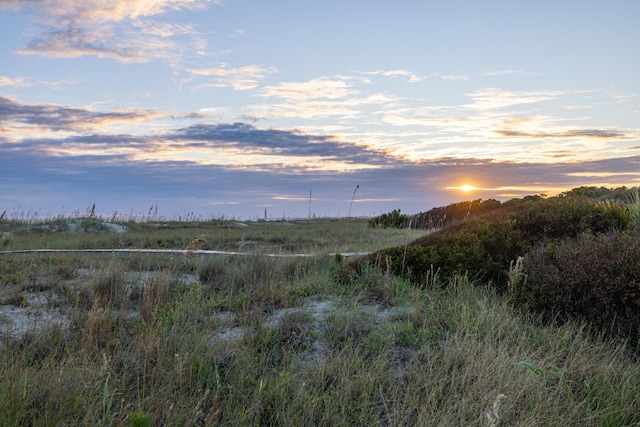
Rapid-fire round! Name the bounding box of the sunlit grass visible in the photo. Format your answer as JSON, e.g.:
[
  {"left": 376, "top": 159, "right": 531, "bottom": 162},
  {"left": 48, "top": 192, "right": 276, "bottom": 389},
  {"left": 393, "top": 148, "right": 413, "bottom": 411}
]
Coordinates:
[{"left": 0, "top": 215, "right": 426, "bottom": 255}]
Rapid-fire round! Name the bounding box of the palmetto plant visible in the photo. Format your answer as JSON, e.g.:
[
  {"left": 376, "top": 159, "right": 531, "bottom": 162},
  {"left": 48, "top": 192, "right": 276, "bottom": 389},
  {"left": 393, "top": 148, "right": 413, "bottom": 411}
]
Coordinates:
[{"left": 628, "top": 187, "right": 640, "bottom": 223}]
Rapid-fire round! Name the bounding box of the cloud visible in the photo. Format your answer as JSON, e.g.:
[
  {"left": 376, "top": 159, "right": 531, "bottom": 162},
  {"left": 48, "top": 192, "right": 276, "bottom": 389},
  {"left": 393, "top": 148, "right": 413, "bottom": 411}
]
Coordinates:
[
  {"left": 0, "top": 76, "right": 80, "bottom": 89},
  {"left": 187, "top": 64, "right": 278, "bottom": 91},
  {"left": 134, "top": 19, "right": 199, "bottom": 38},
  {"left": 480, "top": 70, "right": 542, "bottom": 77},
  {"left": 496, "top": 128, "right": 629, "bottom": 139},
  {"left": 359, "top": 69, "right": 434, "bottom": 83},
  {"left": 3, "top": 123, "right": 640, "bottom": 218},
  {"left": 360, "top": 70, "right": 473, "bottom": 82},
  {"left": 494, "top": 116, "right": 633, "bottom": 141},
  {"left": 255, "top": 77, "right": 361, "bottom": 101},
  {"left": 466, "top": 88, "right": 567, "bottom": 111},
  {"left": 0, "top": 97, "right": 398, "bottom": 171},
  {"left": 0, "top": 76, "right": 30, "bottom": 87},
  {"left": 243, "top": 94, "right": 395, "bottom": 121},
  {"left": 442, "top": 74, "right": 470, "bottom": 81},
  {"left": 2, "top": 0, "right": 218, "bottom": 63},
  {"left": 242, "top": 76, "right": 396, "bottom": 121},
  {"left": 0, "top": 96, "right": 160, "bottom": 133},
  {"left": 2, "top": 0, "right": 214, "bottom": 24},
  {"left": 169, "top": 122, "right": 395, "bottom": 166}
]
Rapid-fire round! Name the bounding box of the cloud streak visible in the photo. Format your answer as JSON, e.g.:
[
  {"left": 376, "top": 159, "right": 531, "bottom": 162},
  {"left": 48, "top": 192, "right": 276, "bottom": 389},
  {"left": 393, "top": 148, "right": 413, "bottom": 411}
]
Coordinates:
[
  {"left": 1, "top": 0, "right": 218, "bottom": 64},
  {"left": 0, "top": 96, "right": 159, "bottom": 132},
  {"left": 0, "top": 76, "right": 29, "bottom": 87},
  {"left": 169, "top": 122, "right": 394, "bottom": 166},
  {"left": 3, "top": 134, "right": 640, "bottom": 218},
  {"left": 187, "top": 64, "right": 279, "bottom": 90},
  {"left": 0, "top": 95, "right": 398, "bottom": 172}
]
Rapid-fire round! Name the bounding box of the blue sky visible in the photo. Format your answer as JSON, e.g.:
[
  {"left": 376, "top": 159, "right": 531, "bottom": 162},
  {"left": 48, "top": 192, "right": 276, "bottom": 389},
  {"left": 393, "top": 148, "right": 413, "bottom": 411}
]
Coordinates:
[{"left": 1, "top": 0, "right": 639, "bottom": 219}]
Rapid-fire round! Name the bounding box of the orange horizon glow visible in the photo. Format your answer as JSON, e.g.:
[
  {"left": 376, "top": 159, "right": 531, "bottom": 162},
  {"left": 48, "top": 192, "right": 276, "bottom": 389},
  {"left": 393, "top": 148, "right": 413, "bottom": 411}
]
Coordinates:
[{"left": 445, "top": 184, "right": 570, "bottom": 196}]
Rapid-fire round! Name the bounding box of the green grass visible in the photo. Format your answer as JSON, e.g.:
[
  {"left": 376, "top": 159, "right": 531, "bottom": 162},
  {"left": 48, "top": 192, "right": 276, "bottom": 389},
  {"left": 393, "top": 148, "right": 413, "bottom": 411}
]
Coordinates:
[
  {"left": 0, "top": 217, "right": 425, "bottom": 254},
  {"left": 1, "top": 216, "right": 640, "bottom": 425}
]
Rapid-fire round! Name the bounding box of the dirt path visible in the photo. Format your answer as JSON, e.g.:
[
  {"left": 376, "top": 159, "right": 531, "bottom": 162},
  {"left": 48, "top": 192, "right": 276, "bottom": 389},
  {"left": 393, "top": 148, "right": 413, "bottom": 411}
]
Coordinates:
[{"left": 0, "top": 248, "right": 370, "bottom": 259}]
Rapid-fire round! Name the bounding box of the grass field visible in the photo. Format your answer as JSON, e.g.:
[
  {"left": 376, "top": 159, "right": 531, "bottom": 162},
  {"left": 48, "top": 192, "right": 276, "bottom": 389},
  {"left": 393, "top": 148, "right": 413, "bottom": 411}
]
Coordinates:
[{"left": 1, "top": 216, "right": 639, "bottom": 426}]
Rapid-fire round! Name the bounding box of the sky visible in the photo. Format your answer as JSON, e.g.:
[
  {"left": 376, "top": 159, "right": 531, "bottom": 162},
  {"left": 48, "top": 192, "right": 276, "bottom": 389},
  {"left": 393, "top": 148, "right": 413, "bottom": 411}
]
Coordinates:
[{"left": 1, "top": 0, "right": 639, "bottom": 220}]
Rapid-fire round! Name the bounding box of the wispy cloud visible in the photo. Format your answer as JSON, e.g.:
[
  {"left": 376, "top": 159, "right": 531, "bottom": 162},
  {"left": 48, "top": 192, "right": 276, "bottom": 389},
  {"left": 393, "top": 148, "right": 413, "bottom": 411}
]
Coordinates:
[
  {"left": 494, "top": 115, "right": 633, "bottom": 140},
  {"left": 187, "top": 64, "right": 278, "bottom": 91},
  {"left": 0, "top": 76, "right": 29, "bottom": 87},
  {"left": 243, "top": 94, "right": 395, "bottom": 121},
  {"left": 243, "top": 76, "right": 396, "bottom": 121},
  {"left": 134, "top": 19, "right": 199, "bottom": 38},
  {"left": 359, "top": 69, "right": 431, "bottom": 83},
  {"left": 360, "top": 69, "right": 474, "bottom": 83},
  {"left": 480, "top": 69, "right": 542, "bottom": 77},
  {"left": 374, "top": 87, "right": 639, "bottom": 163},
  {"left": 495, "top": 127, "right": 629, "bottom": 139},
  {"left": 442, "top": 74, "right": 470, "bottom": 81},
  {"left": 255, "top": 77, "right": 363, "bottom": 101},
  {"left": 0, "top": 96, "right": 160, "bottom": 133},
  {"left": 1, "top": 0, "right": 219, "bottom": 64},
  {"left": 466, "top": 88, "right": 567, "bottom": 111}
]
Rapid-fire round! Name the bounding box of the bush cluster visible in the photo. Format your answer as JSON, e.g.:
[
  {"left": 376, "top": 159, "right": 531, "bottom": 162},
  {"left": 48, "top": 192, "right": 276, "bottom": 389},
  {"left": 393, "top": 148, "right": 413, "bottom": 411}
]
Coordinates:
[
  {"left": 368, "top": 209, "right": 409, "bottom": 229},
  {"left": 356, "top": 195, "right": 626, "bottom": 288},
  {"left": 509, "top": 230, "right": 640, "bottom": 343},
  {"left": 340, "top": 188, "right": 640, "bottom": 342}
]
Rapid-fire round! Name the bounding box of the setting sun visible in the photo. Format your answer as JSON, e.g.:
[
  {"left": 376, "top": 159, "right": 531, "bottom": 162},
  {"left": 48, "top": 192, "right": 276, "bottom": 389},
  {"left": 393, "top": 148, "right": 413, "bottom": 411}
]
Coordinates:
[{"left": 460, "top": 184, "right": 475, "bottom": 192}]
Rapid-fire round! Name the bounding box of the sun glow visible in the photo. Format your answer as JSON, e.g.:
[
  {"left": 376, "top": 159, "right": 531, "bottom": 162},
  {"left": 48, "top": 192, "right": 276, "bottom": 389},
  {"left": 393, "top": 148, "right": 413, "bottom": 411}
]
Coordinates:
[{"left": 459, "top": 184, "right": 476, "bottom": 192}]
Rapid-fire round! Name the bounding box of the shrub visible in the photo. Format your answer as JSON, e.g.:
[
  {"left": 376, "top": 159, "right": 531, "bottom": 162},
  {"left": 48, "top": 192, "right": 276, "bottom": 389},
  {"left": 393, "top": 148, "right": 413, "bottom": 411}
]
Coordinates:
[
  {"left": 508, "top": 230, "right": 640, "bottom": 343},
  {"left": 368, "top": 209, "right": 409, "bottom": 229},
  {"left": 408, "top": 198, "right": 501, "bottom": 230},
  {"left": 593, "top": 201, "right": 630, "bottom": 230},
  {"left": 345, "top": 194, "right": 629, "bottom": 290},
  {"left": 628, "top": 188, "right": 640, "bottom": 224}
]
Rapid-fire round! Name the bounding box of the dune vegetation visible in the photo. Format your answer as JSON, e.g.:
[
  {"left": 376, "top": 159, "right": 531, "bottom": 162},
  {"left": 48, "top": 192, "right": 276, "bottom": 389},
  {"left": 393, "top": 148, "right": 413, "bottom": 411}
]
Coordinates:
[{"left": 1, "top": 187, "right": 640, "bottom": 426}]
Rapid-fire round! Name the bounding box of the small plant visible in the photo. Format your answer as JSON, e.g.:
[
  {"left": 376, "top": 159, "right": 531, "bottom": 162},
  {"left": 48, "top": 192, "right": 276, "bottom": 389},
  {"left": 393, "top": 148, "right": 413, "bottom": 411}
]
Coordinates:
[
  {"left": 92, "top": 264, "right": 127, "bottom": 308},
  {"left": 368, "top": 209, "right": 409, "bottom": 228},
  {"left": 484, "top": 393, "right": 507, "bottom": 427},
  {"left": 334, "top": 252, "right": 343, "bottom": 265},
  {"left": 517, "top": 362, "right": 572, "bottom": 400},
  {"left": 184, "top": 233, "right": 209, "bottom": 262},
  {"left": 594, "top": 200, "right": 630, "bottom": 230},
  {"left": 131, "top": 411, "right": 153, "bottom": 427},
  {"left": 1, "top": 232, "right": 12, "bottom": 248},
  {"left": 628, "top": 187, "right": 640, "bottom": 223}
]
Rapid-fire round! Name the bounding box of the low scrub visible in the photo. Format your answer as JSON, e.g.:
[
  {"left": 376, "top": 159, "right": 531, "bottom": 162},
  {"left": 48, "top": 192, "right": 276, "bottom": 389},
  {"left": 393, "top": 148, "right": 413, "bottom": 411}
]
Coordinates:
[
  {"left": 349, "top": 195, "right": 627, "bottom": 289},
  {"left": 508, "top": 229, "right": 640, "bottom": 343}
]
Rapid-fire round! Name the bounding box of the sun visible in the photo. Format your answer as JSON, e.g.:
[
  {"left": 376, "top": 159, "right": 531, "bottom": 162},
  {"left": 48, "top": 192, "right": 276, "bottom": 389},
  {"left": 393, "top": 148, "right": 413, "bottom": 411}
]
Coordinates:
[{"left": 460, "top": 184, "right": 475, "bottom": 192}]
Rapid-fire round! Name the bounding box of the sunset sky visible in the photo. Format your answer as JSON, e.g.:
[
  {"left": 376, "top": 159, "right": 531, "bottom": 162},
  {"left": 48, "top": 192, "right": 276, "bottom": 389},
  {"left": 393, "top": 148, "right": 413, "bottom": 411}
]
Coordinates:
[{"left": 1, "top": 0, "right": 639, "bottom": 219}]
